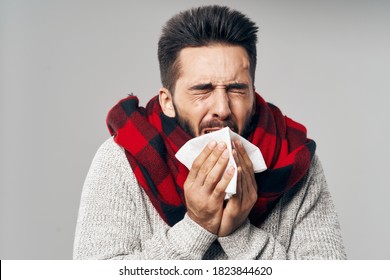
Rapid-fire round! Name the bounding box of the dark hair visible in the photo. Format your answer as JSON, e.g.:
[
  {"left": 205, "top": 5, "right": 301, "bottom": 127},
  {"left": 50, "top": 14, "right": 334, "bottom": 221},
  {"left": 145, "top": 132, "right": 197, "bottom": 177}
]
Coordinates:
[{"left": 158, "top": 5, "right": 258, "bottom": 93}]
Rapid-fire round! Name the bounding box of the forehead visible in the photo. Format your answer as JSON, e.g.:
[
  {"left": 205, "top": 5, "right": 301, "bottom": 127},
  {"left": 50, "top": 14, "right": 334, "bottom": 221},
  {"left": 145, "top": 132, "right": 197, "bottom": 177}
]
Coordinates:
[{"left": 176, "top": 45, "right": 251, "bottom": 85}]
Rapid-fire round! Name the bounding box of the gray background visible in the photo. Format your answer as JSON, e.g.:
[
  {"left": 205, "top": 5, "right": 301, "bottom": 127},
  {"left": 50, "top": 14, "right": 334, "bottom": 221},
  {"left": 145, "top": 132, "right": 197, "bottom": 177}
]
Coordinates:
[{"left": 1, "top": 0, "right": 389, "bottom": 259}]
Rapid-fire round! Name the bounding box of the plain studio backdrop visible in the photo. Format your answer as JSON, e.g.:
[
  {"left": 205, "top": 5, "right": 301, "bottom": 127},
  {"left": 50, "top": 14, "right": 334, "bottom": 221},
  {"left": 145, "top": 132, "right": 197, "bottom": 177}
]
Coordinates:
[{"left": 1, "top": 0, "right": 389, "bottom": 259}]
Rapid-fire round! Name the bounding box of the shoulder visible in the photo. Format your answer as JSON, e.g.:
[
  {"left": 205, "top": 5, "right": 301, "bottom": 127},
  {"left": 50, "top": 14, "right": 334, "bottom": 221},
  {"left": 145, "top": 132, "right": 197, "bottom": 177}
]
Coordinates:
[
  {"left": 93, "top": 137, "right": 125, "bottom": 161},
  {"left": 282, "top": 154, "right": 327, "bottom": 203},
  {"left": 278, "top": 153, "right": 337, "bottom": 226},
  {"left": 89, "top": 137, "right": 129, "bottom": 174},
  {"left": 301, "top": 154, "right": 329, "bottom": 201},
  {"left": 261, "top": 154, "right": 329, "bottom": 230},
  {"left": 83, "top": 137, "right": 139, "bottom": 196},
  {"left": 307, "top": 154, "right": 326, "bottom": 184}
]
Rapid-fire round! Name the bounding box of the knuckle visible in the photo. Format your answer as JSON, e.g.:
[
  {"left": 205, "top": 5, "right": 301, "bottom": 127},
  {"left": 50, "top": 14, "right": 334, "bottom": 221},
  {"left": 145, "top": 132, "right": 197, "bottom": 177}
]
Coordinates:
[
  {"left": 183, "top": 181, "right": 190, "bottom": 190},
  {"left": 216, "top": 157, "right": 228, "bottom": 170},
  {"left": 199, "top": 165, "right": 210, "bottom": 175},
  {"left": 191, "top": 159, "right": 202, "bottom": 170},
  {"left": 213, "top": 185, "right": 226, "bottom": 198},
  {"left": 184, "top": 181, "right": 196, "bottom": 192},
  {"left": 249, "top": 191, "right": 258, "bottom": 203},
  {"left": 246, "top": 160, "right": 253, "bottom": 169},
  {"left": 205, "top": 174, "right": 218, "bottom": 186},
  {"left": 241, "top": 164, "right": 250, "bottom": 173}
]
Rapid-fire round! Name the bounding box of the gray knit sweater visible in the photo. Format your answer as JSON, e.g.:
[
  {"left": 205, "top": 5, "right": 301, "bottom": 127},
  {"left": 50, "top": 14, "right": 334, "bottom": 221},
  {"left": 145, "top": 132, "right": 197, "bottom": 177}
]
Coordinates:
[{"left": 73, "top": 137, "right": 346, "bottom": 259}]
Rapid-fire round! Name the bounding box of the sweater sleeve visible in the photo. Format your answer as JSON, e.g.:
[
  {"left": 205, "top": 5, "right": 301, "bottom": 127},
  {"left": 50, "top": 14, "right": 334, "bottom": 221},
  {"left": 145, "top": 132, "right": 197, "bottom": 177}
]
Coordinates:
[
  {"left": 73, "top": 138, "right": 217, "bottom": 259},
  {"left": 217, "top": 156, "right": 347, "bottom": 260}
]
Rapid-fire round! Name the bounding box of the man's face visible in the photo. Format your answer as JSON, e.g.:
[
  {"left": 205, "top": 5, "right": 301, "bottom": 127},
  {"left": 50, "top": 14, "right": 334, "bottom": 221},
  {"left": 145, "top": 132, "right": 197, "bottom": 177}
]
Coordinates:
[{"left": 170, "top": 45, "right": 255, "bottom": 137}]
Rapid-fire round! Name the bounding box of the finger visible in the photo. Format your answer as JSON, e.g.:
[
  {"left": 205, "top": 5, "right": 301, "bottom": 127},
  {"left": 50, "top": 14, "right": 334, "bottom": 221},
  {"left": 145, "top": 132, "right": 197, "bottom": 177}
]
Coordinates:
[
  {"left": 232, "top": 145, "right": 252, "bottom": 195},
  {"left": 233, "top": 140, "right": 253, "bottom": 170},
  {"left": 232, "top": 141, "right": 251, "bottom": 180},
  {"left": 203, "top": 147, "right": 230, "bottom": 191},
  {"left": 235, "top": 166, "right": 243, "bottom": 201},
  {"left": 186, "top": 140, "right": 217, "bottom": 183},
  {"left": 223, "top": 169, "right": 243, "bottom": 220},
  {"left": 212, "top": 165, "right": 235, "bottom": 201},
  {"left": 234, "top": 141, "right": 257, "bottom": 193},
  {"left": 232, "top": 147, "right": 250, "bottom": 201},
  {"left": 194, "top": 141, "right": 228, "bottom": 187},
  {"left": 235, "top": 153, "right": 258, "bottom": 205},
  {"left": 232, "top": 144, "right": 241, "bottom": 166}
]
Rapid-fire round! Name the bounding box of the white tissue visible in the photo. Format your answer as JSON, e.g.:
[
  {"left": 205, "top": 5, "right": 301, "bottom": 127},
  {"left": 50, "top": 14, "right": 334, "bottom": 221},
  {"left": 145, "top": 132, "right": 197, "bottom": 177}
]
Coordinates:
[{"left": 175, "top": 127, "right": 267, "bottom": 199}]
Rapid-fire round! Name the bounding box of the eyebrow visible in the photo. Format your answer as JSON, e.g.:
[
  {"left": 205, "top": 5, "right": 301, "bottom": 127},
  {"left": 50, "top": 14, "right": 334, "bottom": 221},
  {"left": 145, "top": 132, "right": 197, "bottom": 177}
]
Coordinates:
[
  {"left": 225, "top": 83, "right": 249, "bottom": 91},
  {"left": 188, "top": 83, "right": 214, "bottom": 91},
  {"left": 188, "top": 82, "right": 249, "bottom": 91}
]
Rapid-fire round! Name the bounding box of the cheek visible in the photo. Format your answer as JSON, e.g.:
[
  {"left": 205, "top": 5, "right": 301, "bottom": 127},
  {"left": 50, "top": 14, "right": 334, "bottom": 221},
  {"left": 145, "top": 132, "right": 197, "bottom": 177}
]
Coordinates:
[
  {"left": 191, "top": 105, "right": 209, "bottom": 126},
  {"left": 183, "top": 101, "right": 205, "bottom": 118},
  {"left": 177, "top": 101, "right": 208, "bottom": 126},
  {"left": 232, "top": 99, "right": 255, "bottom": 126},
  {"left": 236, "top": 110, "right": 249, "bottom": 125}
]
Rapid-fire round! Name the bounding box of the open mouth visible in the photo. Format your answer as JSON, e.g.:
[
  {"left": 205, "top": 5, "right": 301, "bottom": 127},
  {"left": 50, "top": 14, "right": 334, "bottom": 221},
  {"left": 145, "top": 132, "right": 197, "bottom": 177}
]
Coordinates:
[
  {"left": 202, "top": 127, "right": 224, "bottom": 134},
  {"left": 200, "top": 121, "right": 238, "bottom": 135}
]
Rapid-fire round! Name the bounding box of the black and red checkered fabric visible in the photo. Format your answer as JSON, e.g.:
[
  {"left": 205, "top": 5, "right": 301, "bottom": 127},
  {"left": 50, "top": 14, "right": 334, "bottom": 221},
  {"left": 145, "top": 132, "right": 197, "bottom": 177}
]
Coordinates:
[{"left": 106, "top": 93, "right": 316, "bottom": 227}]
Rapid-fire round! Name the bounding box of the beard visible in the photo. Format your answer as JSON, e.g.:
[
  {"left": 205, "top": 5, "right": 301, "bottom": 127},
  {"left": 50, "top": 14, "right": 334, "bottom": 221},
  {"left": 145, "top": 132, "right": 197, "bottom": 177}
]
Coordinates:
[
  {"left": 172, "top": 101, "right": 255, "bottom": 138},
  {"left": 174, "top": 111, "right": 197, "bottom": 138}
]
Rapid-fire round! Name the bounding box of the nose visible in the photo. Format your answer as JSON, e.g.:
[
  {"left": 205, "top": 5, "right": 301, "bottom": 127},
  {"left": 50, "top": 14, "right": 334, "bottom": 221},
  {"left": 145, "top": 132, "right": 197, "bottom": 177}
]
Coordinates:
[{"left": 210, "top": 88, "right": 232, "bottom": 120}]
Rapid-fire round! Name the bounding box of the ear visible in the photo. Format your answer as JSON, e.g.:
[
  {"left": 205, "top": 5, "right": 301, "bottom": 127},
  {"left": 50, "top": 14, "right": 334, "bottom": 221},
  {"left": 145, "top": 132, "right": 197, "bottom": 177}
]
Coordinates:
[{"left": 159, "top": 88, "right": 176, "bottom": 117}]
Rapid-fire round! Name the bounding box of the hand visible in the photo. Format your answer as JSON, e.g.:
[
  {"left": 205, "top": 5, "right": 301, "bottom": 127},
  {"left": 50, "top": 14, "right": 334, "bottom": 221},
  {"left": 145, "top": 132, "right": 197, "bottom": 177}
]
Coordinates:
[
  {"left": 218, "top": 140, "right": 258, "bottom": 237},
  {"left": 184, "top": 141, "right": 235, "bottom": 235}
]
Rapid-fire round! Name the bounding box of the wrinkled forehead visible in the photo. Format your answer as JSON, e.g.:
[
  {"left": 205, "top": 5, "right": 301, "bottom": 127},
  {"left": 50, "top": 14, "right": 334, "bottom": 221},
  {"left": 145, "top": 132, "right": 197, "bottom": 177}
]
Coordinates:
[{"left": 176, "top": 45, "right": 252, "bottom": 87}]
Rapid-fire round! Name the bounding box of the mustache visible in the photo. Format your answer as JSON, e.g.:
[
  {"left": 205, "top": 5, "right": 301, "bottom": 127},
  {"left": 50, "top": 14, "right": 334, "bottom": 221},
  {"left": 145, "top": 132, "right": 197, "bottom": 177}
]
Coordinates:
[{"left": 199, "top": 119, "right": 238, "bottom": 133}]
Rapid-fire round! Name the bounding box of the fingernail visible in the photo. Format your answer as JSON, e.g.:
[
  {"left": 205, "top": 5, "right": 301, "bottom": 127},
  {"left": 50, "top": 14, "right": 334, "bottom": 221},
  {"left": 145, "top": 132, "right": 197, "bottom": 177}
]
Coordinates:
[
  {"left": 222, "top": 149, "right": 229, "bottom": 158},
  {"left": 217, "top": 141, "right": 226, "bottom": 151},
  {"left": 227, "top": 166, "right": 235, "bottom": 175},
  {"left": 208, "top": 141, "right": 217, "bottom": 149}
]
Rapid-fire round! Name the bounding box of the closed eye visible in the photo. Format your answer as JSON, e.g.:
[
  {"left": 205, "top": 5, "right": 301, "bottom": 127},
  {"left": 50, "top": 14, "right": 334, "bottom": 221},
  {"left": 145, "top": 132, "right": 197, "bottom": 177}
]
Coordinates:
[
  {"left": 188, "top": 82, "right": 249, "bottom": 95},
  {"left": 189, "top": 83, "right": 213, "bottom": 91},
  {"left": 226, "top": 83, "right": 249, "bottom": 94},
  {"left": 188, "top": 83, "right": 214, "bottom": 95}
]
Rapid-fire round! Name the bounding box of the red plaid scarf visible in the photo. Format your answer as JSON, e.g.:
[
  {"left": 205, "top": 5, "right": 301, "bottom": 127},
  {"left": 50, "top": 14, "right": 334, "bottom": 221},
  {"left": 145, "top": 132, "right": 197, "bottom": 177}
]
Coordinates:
[{"left": 107, "top": 93, "right": 316, "bottom": 227}]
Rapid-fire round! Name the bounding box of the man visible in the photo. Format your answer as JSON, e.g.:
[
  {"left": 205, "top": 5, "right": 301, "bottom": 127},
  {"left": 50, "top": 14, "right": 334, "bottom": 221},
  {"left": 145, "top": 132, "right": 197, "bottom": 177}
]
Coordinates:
[{"left": 73, "top": 5, "right": 346, "bottom": 259}]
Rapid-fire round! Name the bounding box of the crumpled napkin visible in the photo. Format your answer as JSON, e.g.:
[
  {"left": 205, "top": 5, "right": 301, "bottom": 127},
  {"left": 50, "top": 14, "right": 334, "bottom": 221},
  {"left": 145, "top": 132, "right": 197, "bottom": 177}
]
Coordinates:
[{"left": 175, "top": 127, "right": 267, "bottom": 199}]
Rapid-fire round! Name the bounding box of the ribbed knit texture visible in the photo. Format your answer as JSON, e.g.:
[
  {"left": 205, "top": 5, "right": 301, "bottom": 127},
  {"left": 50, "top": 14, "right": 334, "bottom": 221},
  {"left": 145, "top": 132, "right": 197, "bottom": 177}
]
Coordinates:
[{"left": 73, "top": 138, "right": 346, "bottom": 260}]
